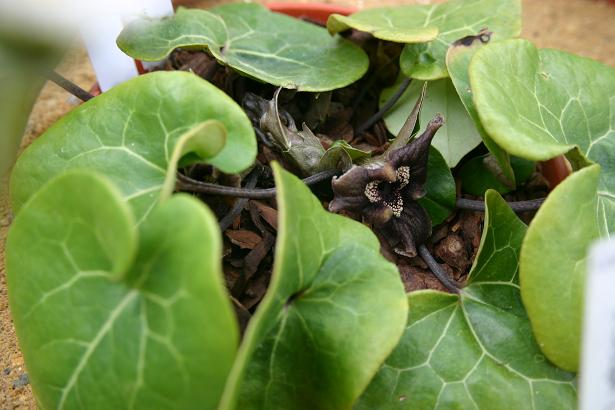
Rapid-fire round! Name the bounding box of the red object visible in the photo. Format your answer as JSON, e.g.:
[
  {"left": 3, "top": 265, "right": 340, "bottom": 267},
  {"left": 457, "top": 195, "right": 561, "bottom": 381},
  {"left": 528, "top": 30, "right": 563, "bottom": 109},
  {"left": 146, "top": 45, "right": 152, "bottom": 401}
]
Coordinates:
[
  {"left": 134, "top": 60, "right": 148, "bottom": 75},
  {"left": 539, "top": 156, "right": 572, "bottom": 189},
  {"left": 89, "top": 83, "right": 102, "bottom": 97},
  {"left": 266, "top": 3, "right": 356, "bottom": 23}
]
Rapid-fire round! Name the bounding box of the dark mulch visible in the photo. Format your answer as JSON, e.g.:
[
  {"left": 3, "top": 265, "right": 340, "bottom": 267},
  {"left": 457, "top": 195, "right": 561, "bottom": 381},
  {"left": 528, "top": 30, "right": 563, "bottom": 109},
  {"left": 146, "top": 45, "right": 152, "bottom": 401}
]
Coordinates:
[{"left": 162, "top": 31, "right": 549, "bottom": 327}]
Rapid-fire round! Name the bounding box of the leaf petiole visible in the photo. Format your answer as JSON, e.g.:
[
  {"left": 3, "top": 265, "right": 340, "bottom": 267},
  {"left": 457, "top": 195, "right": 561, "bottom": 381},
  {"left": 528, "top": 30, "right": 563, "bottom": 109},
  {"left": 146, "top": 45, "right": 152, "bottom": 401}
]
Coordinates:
[
  {"left": 47, "top": 70, "right": 94, "bottom": 102},
  {"left": 418, "top": 244, "right": 460, "bottom": 293},
  {"left": 176, "top": 169, "right": 339, "bottom": 198}
]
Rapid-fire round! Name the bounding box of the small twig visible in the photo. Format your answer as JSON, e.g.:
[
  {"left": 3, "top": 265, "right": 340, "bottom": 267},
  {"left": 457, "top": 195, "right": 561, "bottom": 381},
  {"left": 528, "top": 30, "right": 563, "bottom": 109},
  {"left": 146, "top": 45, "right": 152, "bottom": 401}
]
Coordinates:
[
  {"left": 356, "top": 77, "right": 411, "bottom": 135},
  {"left": 418, "top": 244, "right": 460, "bottom": 294},
  {"left": 456, "top": 198, "right": 545, "bottom": 213},
  {"left": 47, "top": 71, "right": 94, "bottom": 102},
  {"left": 177, "top": 169, "right": 339, "bottom": 198},
  {"left": 218, "top": 168, "right": 262, "bottom": 230}
]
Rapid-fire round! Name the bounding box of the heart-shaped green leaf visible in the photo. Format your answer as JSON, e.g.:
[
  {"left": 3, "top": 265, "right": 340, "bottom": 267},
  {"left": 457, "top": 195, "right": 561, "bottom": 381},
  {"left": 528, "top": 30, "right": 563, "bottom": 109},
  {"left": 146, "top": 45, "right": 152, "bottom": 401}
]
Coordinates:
[
  {"left": 6, "top": 171, "right": 239, "bottom": 409},
  {"left": 327, "top": 9, "right": 438, "bottom": 43},
  {"left": 356, "top": 190, "right": 576, "bottom": 409},
  {"left": 329, "top": 0, "right": 520, "bottom": 80},
  {"left": 419, "top": 147, "right": 456, "bottom": 225},
  {"left": 400, "top": 0, "right": 521, "bottom": 80},
  {"left": 118, "top": 4, "right": 368, "bottom": 92},
  {"left": 9, "top": 71, "right": 255, "bottom": 223},
  {"left": 520, "top": 165, "right": 601, "bottom": 372},
  {"left": 219, "top": 163, "right": 408, "bottom": 409},
  {"left": 470, "top": 39, "right": 615, "bottom": 234},
  {"left": 382, "top": 78, "right": 482, "bottom": 167},
  {"left": 446, "top": 33, "right": 515, "bottom": 186}
]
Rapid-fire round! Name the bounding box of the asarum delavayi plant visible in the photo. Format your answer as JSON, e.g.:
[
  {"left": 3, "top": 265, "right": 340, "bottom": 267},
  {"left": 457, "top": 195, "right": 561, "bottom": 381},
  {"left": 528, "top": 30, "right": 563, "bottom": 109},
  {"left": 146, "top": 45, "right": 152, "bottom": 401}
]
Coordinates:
[{"left": 4, "top": 0, "right": 615, "bottom": 408}]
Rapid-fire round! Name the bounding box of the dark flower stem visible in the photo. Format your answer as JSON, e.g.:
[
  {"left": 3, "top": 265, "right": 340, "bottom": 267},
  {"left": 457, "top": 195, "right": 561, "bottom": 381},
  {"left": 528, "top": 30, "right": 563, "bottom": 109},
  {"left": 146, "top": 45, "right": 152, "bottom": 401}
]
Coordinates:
[
  {"left": 418, "top": 244, "right": 460, "bottom": 294},
  {"left": 47, "top": 71, "right": 95, "bottom": 102},
  {"left": 456, "top": 198, "right": 544, "bottom": 213},
  {"left": 356, "top": 77, "right": 411, "bottom": 134},
  {"left": 176, "top": 169, "right": 339, "bottom": 198}
]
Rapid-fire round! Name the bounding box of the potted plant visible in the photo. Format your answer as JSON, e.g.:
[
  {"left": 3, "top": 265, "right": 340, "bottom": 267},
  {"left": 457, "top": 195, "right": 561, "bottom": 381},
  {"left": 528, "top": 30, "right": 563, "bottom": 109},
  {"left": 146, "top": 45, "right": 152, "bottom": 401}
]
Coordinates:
[{"left": 4, "top": 0, "right": 614, "bottom": 408}]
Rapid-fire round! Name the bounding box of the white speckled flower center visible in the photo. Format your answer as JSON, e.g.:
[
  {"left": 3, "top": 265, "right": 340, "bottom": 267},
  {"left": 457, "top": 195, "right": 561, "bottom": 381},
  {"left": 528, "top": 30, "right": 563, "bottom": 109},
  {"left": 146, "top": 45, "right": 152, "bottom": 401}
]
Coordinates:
[{"left": 364, "top": 166, "right": 410, "bottom": 217}]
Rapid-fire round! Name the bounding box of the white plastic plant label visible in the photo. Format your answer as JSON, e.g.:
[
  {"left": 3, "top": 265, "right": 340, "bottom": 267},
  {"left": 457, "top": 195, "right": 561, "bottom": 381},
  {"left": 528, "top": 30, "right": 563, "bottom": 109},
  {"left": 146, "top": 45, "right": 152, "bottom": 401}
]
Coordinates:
[
  {"left": 81, "top": 16, "right": 139, "bottom": 92},
  {"left": 579, "top": 238, "right": 615, "bottom": 410},
  {"left": 126, "top": 0, "right": 174, "bottom": 20},
  {"left": 81, "top": 0, "right": 174, "bottom": 92}
]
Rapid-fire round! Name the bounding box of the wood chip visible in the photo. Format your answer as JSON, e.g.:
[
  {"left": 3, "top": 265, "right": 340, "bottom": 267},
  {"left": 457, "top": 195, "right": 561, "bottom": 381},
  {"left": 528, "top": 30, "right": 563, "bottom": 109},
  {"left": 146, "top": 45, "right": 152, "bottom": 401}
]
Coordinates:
[
  {"left": 434, "top": 234, "right": 470, "bottom": 272},
  {"left": 242, "top": 275, "right": 269, "bottom": 310},
  {"left": 460, "top": 210, "right": 484, "bottom": 253},
  {"left": 225, "top": 230, "right": 262, "bottom": 249},
  {"left": 399, "top": 265, "right": 447, "bottom": 293},
  {"left": 251, "top": 201, "right": 278, "bottom": 230}
]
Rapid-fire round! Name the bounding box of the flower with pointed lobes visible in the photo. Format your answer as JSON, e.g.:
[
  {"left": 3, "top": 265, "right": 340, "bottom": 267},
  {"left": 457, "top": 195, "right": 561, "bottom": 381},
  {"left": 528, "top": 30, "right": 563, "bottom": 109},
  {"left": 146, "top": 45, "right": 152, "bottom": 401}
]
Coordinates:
[{"left": 329, "top": 114, "right": 444, "bottom": 257}]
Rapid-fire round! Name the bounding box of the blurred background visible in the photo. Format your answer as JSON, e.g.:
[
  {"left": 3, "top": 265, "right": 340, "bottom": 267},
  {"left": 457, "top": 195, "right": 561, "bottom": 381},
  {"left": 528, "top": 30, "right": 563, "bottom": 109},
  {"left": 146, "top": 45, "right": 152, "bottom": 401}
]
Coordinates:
[{"left": 1, "top": 0, "right": 614, "bottom": 407}]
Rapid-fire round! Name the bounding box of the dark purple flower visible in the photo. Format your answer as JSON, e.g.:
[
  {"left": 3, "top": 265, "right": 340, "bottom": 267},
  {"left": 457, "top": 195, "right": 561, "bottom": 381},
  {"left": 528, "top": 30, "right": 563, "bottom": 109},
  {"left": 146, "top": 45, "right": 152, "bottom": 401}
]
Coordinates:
[{"left": 329, "top": 114, "right": 444, "bottom": 257}]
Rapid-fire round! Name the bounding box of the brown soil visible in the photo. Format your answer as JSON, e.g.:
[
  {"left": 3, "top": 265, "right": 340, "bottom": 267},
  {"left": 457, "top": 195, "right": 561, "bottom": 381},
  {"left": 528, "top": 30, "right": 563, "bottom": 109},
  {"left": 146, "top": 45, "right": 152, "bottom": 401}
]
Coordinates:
[{"left": 1, "top": 0, "right": 614, "bottom": 407}]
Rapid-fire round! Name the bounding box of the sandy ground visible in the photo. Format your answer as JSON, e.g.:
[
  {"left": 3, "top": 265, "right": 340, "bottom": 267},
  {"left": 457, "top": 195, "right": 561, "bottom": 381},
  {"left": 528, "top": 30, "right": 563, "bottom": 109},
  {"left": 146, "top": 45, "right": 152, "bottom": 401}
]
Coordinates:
[{"left": 1, "top": 0, "right": 614, "bottom": 407}]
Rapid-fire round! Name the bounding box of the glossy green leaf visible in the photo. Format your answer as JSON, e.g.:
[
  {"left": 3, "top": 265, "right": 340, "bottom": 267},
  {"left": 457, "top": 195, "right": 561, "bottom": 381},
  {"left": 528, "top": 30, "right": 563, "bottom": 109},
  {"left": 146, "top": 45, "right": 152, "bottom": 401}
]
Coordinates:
[
  {"left": 520, "top": 165, "right": 601, "bottom": 372},
  {"left": 327, "top": 0, "right": 519, "bottom": 80},
  {"left": 419, "top": 147, "right": 456, "bottom": 225},
  {"left": 220, "top": 163, "right": 408, "bottom": 409},
  {"left": 357, "top": 190, "right": 576, "bottom": 409},
  {"left": 118, "top": 4, "right": 368, "bottom": 92},
  {"left": 382, "top": 77, "right": 481, "bottom": 167},
  {"left": 460, "top": 155, "right": 535, "bottom": 196},
  {"left": 446, "top": 33, "right": 515, "bottom": 186},
  {"left": 399, "top": 0, "right": 521, "bottom": 80},
  {"left": 9, "top": 71, "right": 255, "bottom": 223},
  {"left": 470, "top": 39, "right": 615, "bottom": 234},
  {"left": 6, "top": 171, "right": 238, "bottom": 409},
  {"left": 327, "top": 10, "right": 438, "bottom": 43}
]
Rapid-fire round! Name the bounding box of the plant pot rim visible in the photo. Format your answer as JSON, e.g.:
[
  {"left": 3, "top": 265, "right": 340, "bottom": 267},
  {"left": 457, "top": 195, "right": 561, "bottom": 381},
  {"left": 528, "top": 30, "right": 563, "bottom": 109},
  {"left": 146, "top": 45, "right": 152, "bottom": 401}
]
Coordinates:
[{"left": 266, "top": 2, "right": 357, "bottom": 22}]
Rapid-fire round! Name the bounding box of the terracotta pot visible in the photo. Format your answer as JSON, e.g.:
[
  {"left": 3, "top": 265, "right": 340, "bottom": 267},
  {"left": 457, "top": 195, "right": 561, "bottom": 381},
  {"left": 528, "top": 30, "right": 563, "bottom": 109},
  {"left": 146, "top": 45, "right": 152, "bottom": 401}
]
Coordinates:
[
  {"left": 538, "top": 155, "right": 571, "bottom": 189},
  {"left": 92, "top": 2, "right": 570, "bottom": 187},
  {"left": 266, "top": 2, "right": 356, "bottom": 23}
]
